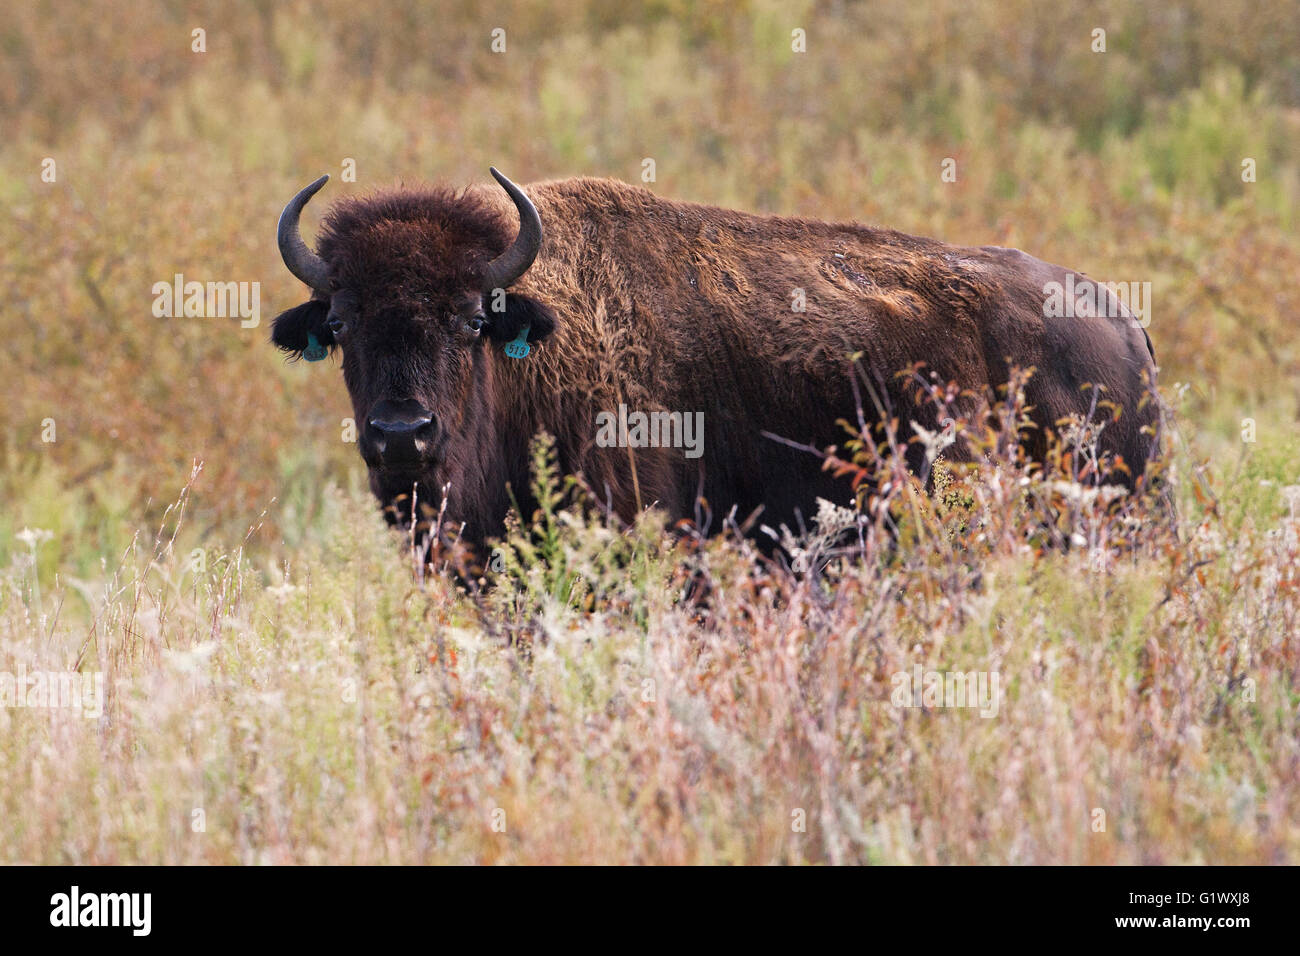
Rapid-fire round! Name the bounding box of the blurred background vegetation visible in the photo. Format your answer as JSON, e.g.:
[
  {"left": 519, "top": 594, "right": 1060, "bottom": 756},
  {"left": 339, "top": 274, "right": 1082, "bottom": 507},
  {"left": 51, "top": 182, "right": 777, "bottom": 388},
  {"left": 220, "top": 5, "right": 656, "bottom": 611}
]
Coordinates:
[
  {"left": 3, "top": 0, "right": 1300, "bottom": 867},
  {"left": 2, "top": 0, "right": 1298, "bottom": 575}
]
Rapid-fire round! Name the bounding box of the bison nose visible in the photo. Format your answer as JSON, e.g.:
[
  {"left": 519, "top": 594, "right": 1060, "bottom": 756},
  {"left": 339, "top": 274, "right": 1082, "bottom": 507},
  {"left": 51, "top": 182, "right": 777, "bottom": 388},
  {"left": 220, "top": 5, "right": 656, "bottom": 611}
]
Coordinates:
[{"left": 366, "top": 400, "right": 437, "bottom": 466}]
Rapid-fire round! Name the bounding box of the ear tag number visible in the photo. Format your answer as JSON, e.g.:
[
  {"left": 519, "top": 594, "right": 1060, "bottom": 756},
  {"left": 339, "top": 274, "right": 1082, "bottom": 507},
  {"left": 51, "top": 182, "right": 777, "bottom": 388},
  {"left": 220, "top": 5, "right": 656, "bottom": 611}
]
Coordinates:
[
  {"left": 504, "top": 324, "right": 531, "bottom": 359},
  {"left": 303, "top": 332, "right": 328, "bottom": 362}
]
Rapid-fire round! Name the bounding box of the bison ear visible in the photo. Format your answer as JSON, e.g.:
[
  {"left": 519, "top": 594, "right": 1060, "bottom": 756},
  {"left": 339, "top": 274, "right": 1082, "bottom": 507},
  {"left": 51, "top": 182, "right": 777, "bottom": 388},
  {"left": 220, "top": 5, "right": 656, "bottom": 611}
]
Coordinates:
[
  {"left": 486, "top": 293, "right": 557, "bottom": 347},
  {"left": 271, "top": 300, "right": 333, "bottom": 357}
]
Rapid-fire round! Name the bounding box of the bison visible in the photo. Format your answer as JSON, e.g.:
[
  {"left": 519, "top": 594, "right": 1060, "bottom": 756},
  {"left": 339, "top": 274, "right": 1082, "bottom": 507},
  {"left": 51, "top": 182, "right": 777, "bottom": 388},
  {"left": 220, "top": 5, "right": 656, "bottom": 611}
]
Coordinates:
[{"left": 271, "top": 168, "right": 1158, "bottom": 556}]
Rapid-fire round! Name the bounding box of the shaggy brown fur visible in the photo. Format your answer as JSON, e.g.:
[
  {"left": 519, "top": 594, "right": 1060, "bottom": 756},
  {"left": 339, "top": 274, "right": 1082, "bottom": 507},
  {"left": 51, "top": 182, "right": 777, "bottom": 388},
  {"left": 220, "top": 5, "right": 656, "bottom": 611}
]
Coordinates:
[{"left": 272, "top": 175, "right": 1159, "bottom": 552}]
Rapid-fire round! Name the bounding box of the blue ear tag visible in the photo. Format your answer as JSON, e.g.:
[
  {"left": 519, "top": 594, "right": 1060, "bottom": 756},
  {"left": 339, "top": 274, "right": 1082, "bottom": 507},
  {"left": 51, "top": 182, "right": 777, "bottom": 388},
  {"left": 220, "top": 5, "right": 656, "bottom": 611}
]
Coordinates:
[
  {"left": 503, "top": 324, "right": 531, "bottom": 359},
  {"left": 302, "top": 332, "right": 328, "bottom": 362}
]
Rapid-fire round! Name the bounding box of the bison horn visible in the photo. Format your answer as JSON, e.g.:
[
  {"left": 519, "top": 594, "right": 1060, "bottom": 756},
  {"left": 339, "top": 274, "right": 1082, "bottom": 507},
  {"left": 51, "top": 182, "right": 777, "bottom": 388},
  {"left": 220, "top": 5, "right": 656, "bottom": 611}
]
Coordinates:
[
  {"left": 482, "top": 167, "right": 543, "bottom": 293},
  {"left": 277, "top": 175, "right": 332, "bottom": 293}
]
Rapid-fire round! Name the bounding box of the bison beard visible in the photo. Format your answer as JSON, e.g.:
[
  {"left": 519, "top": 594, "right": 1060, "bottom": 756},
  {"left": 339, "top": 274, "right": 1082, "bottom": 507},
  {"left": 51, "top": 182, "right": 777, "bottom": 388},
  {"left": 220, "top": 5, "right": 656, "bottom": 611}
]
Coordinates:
[{"left": 271, "top": 170, "right": 1159, "bottom": 561}]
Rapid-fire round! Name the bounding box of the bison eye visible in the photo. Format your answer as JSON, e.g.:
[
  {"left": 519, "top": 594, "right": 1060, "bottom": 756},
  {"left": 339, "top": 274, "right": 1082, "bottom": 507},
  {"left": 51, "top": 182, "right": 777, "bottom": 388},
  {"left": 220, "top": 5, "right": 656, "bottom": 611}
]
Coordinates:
[
  {"left": 327, "top": 315, "right": 348, "bottom": 337},
  {"left": 465, "top": 313, "right": 486, "bottom": 334}
]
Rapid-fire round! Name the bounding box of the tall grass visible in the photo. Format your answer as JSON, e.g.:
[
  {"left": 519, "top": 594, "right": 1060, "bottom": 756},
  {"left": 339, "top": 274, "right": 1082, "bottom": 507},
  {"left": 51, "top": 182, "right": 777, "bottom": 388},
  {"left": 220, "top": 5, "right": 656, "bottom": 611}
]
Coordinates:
[
  {"left": 1, "top": 0, "right": 1297, "bottom": 863},
  {"left": 2, "top": 386, "right": 1297, "bottom": 863}
]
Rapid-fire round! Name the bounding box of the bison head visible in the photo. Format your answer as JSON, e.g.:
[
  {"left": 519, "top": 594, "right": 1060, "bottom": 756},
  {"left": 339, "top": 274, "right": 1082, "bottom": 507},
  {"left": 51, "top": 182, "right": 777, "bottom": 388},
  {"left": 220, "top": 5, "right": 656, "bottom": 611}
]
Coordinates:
[{"left": 271, "top": 168, "right": 557, "bottom": 529}]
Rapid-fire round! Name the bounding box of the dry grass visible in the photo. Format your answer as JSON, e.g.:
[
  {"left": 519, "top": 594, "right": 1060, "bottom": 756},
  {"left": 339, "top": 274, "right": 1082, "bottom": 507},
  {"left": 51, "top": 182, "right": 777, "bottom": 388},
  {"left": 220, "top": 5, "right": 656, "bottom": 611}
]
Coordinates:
[{"left": 1, "top": 0, "right": 1298, "bottom": 863}]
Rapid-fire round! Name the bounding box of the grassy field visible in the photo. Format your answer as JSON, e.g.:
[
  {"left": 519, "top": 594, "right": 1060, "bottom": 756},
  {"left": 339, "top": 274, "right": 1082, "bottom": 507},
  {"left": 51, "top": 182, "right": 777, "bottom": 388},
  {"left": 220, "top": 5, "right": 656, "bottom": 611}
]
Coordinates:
[{"left": 1, "top": 0, "right": 1298, "bottom": 863}]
